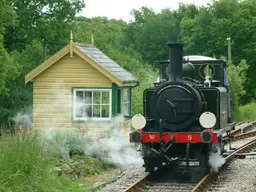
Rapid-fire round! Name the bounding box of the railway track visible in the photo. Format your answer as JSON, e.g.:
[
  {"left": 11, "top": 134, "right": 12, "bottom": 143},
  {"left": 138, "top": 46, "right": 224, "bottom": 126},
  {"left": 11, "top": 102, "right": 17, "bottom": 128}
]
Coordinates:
[
  {"left": 122, "top": 123, "right": 256, "bottom": 192},
  {"left": 192, "top": 137, "right": 256, "bottom": 192},
  {"left": 223, "top": 121, "right": 256, "bottom": 142}
]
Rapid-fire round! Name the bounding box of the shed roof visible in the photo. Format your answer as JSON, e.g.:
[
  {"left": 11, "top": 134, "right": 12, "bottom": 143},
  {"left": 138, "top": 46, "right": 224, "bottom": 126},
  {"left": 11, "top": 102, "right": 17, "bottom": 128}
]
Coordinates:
[
  {"left": 25, "top": 42, "right": 139, "bottom": 87},
  {"left": 75, "top": 43, "right": 138, "bottom": 84}
]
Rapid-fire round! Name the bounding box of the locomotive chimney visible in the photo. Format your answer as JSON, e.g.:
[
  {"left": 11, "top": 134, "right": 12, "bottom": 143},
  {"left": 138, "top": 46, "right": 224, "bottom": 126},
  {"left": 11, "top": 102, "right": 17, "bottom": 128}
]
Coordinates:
[{"left": 167, "top": 42, "right": 184, "bottom": 82}]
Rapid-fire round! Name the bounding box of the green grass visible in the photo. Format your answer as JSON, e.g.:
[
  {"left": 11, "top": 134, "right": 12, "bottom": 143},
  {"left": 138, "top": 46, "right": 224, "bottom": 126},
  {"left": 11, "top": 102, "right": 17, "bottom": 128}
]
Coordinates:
[
  {"left": 0, "top": 131, "right": 116, "bottom": 192},
  {"left": 0, "top": 133, "right": 87, "bottom": 192},
  {"left": 232, "top": 102, "right": 256, "bottom": 122}
]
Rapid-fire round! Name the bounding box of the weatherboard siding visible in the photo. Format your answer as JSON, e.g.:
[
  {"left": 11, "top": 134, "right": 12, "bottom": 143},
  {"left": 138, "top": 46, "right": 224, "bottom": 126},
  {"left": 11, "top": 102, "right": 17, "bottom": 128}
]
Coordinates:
[{"left": 32, "top": 53, "right": 112, "bottom": 136}]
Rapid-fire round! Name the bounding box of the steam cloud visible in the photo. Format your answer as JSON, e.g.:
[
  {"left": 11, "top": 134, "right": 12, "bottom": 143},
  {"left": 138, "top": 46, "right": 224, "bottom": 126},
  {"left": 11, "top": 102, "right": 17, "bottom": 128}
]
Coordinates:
[
  {"left": 208, "top": 144, "right": 225, "bottom": 172},
  {"left": 84, "top": 115, "right": 143, "bottom": 168},
  {"left": 12, "top": 112, "right": 32, "bottom": 130}
]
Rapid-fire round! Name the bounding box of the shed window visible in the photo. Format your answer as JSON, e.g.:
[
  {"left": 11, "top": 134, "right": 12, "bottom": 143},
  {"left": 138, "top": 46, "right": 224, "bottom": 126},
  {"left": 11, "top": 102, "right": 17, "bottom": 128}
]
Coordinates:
[
  {"left": 121, "top": 89, "right": 130, "bottom": 116},
  {"left": 73, "top": 89, "right": 111, "bottom": 121}
]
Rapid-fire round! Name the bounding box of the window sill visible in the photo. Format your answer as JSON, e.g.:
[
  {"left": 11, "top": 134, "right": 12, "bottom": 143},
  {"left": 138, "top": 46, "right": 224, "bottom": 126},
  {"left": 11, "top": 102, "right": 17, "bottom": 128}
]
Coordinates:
[{"left": 72, "top": 118, "right": 112, "bottom": 122}]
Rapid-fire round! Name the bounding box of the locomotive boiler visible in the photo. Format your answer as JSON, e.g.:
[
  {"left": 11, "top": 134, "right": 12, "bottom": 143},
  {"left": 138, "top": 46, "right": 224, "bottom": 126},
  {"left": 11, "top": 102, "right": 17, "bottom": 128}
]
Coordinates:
[{"left": 129, "top": 42, "right": 234, "bottom": 179}]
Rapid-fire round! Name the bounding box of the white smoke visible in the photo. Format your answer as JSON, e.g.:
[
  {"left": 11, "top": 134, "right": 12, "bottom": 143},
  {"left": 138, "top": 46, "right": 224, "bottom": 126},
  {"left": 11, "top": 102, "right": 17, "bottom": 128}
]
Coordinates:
[
  {"left": 74, "top": 91, "right": 91, "bottom": 119},
  {"left": 36, "top": 115, "right": 143, "bottom": 168},
  {"left": 208, "top": 144, "right": 225, "bottom": 172},
  {"left": 84, "top": 115, "right": 143, "bottom": 168}
]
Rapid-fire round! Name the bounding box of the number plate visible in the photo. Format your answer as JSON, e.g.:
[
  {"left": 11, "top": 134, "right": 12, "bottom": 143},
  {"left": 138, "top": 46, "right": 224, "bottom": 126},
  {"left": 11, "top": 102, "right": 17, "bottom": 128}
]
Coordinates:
[{"left": 179, "top": 161, "right": 200, "bottom": 166}]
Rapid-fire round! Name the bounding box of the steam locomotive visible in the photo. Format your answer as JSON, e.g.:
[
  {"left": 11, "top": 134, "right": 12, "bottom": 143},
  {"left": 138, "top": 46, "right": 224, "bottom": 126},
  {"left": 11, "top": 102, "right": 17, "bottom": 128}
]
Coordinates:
[{"left": 129, "top": 42, "right": 235, "bottom": 179}]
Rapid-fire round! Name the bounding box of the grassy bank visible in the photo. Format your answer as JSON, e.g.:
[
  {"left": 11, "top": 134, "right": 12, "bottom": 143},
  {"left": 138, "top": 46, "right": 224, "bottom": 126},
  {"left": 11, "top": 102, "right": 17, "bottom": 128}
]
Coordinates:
[
  {"left": 232, "top": 102, "right": 256, "bottom": 122},
  {"left": 0, "top": 132, "right": 113, "bottom": 192}
]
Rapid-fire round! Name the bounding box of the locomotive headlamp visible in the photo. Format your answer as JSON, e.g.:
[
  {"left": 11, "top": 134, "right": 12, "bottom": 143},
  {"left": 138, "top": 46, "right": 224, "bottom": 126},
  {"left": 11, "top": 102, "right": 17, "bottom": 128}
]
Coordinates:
[
  {"left": 199, "top": 112, "right": 216, "bottom": 129},
  {"left": 131, "top": 114, "right": 146, "bottom": 130}
]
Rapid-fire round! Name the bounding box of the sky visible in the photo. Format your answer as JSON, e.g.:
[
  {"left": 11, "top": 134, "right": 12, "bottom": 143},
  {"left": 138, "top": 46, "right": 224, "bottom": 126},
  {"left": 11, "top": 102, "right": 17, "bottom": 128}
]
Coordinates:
[{"left": 81, "top": 0, "right": 213, "bottom": 22}]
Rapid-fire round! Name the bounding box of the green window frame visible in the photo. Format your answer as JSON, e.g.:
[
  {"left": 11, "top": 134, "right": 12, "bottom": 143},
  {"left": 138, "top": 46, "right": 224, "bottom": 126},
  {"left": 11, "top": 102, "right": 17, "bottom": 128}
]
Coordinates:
[{"left": 72, "top": 88, "right": 112, "bottom": 121}]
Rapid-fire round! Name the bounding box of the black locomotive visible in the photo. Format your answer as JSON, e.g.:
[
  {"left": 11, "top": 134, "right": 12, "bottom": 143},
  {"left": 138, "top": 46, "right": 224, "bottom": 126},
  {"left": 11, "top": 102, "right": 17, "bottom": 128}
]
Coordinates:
[{"left": 129, "top": 42, "right": 234, "bottom": 179}]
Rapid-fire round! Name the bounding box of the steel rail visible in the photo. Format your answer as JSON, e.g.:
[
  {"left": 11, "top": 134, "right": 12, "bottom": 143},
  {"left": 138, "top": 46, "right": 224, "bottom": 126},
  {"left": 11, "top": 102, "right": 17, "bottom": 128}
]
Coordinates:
[
  {"left": 223, "top": 121, "right": 256, "bottom": 140},
  {"left": 223, "top": 129, "right": 256, "bottom": 143}
]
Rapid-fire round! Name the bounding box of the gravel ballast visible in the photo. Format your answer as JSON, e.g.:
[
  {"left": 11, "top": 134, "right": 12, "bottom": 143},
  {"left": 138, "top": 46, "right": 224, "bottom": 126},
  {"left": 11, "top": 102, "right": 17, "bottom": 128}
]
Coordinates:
[
  {"left": 97, "top": 165, "right": 146, "bottom": 192},
  {"left": 206, "top": 156, "right": 256, "bottom": 192}
]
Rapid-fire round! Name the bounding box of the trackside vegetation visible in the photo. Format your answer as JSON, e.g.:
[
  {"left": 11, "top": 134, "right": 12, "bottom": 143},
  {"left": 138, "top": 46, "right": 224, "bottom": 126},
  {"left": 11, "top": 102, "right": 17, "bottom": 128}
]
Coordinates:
[
  {"left": 0, "top": 132, "right": 114, "bottom": 192},
  {"left": 232, "top": 102, "right": 256, "bottom": 122}
]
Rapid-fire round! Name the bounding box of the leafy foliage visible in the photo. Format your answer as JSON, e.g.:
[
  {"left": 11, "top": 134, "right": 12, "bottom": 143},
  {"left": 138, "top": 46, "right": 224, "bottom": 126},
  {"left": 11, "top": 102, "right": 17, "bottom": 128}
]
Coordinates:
[
  {"left": 0, "top": 0, "right": 85, "bottom": 130},
  {"left": 226, "top": 60, "right": 248, "bottom": 111},
  {"left": 5, "top": 0, "right": 85, "bottom": 53},
  {"left": 232, "top": 102, "right": 256, "bottom": 121}
]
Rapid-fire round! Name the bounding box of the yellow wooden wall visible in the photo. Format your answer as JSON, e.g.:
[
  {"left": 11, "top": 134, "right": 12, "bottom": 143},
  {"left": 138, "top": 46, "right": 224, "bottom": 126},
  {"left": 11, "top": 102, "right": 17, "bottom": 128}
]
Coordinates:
[{"left": 32, "top": 53, "right": 112, "bottom": 136}]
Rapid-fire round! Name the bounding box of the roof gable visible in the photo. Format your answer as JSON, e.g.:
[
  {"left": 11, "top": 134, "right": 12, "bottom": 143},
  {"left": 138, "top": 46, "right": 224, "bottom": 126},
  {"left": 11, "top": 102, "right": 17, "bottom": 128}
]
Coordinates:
[{"left": 25, "top": 42, "right": 139, "bottom": 87}]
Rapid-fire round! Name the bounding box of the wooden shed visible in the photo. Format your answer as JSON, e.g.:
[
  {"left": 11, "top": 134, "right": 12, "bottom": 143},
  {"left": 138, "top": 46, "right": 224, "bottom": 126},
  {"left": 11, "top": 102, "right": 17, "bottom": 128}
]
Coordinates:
[{"left": 25, "top": 38, "right": 139, "bottom": 137}]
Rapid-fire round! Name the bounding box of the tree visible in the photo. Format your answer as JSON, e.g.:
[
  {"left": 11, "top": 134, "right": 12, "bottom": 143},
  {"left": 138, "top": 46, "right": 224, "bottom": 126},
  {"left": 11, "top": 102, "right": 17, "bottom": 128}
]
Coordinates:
[
  {"left": 226, "top": 60, "right": 248, "bottom": 111},
  {"left": 125, "top": 7, "right": 180, "bottom": 62},
  {"left": 0, "top": 0, "right": 85, "bottom": 130},
  {"left": 0, "top": 0, "right": 19, "bottom": 95},
  {"left": 4, "top": 0, "right": 85, "bottom": 54},
  {"left": 180, "top": 0, "right": 256, "bottom": 103},
  {"left": 73, "top": 16, "right": 127, "bottom": 52}
]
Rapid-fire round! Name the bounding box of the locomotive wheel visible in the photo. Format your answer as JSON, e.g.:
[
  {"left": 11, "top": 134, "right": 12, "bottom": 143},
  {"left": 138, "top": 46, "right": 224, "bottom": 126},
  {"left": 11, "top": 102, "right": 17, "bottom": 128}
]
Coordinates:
[
  {"left": 143, "top": 158, "right": 155, "bottom": 173},
  {"left": 151, "top": 81, "right": 203, "bottom": 131}
]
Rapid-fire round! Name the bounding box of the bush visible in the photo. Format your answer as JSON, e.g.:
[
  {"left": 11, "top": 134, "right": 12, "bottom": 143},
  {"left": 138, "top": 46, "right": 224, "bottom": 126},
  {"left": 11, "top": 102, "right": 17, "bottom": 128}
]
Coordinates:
[
  {"left": 41, "top": 132, "right": 114, "bottom": 178},
  {"left": 42, "top": 132, "right": 86, "bottom": 160},
  {"left": 226, "top": 59, "right": 248, "bottom": 111}
]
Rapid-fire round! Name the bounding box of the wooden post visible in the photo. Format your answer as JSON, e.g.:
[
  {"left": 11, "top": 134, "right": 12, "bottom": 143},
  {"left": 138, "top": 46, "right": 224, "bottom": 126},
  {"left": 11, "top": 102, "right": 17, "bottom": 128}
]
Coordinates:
[
  {"left": 91, "top": 34, "right": 94, "bottom": 46},
  {"left": 227, "top": 37, "right": 231, "bottom": 64}
]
